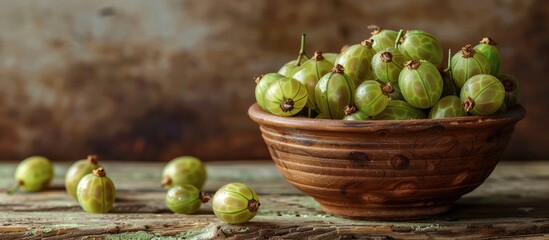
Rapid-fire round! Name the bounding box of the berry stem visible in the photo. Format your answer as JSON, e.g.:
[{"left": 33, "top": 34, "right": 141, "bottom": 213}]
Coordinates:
[
  {"left": 248, "top": 199, "right": 261, "bottom": 212},
  {"left": 295, "top": 34, "right": 309, "bottom": 67},
  {"left": 463, "top": 97, "right": 475, "bottom": 112},
  {"left": 199, "top": 192, "right": 211, "bottom": 203},
  {"left": 6, "top": 181, "right": 22, "bottom": 195},
  {"left": 395, "top": 29, "right": 404, "bottom": 49},
  {"left": 87, "top": 155, "right": 99, "bottom": 164},
  {"left": 93, "top": 167, "right": 106, "bottom": 177},
  {"left": 161, "top": 176, "right": 172, "bottom": 187}
]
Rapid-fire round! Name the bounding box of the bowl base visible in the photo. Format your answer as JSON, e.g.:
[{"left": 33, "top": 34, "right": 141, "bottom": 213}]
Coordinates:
[{"left": 319, "top": 202, "right": 453, "bottom": 220}]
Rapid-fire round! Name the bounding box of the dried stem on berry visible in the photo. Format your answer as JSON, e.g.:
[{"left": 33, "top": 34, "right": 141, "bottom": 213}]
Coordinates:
[
  {"left": 332, "top": 64, "right": 345, "bottom": 74},
  {"left": 461, "top": 44, "right": 476, "bottom": 58},
  {"left": 248, "top": 199, "right": 261, "bottom": 212},
  {"left": 382, "top": 82, "right": 395, "bottom": 96},
  {"left": 93, "top": 167, "right": 106, "bottom": 177},
  {"left": 463, "top": 97, "right": 475, "bottom": 112},
  {"left": 480, "top": 37, "right": 497, "bottom": 45},
  {"left": 368, "top": 25, "right": 381, "bottom": 35},
  {"left": 254, "top": 75, "right": 264, "bottom": 84},
  {"left": 343, "top": 105, "right": 357, "bottom": 116},
  {"left": 280, "top": 99, "right": 295, "bottom": 112},
  {"left": 380, "top": 51, "right": 393, "bottom": 63},
  {"left": 312, "top": 50, "right": 324, "bottom": 61},
  {"left": 404, "top": 60, "right": 420, "bottom": 70},
  {"left": 87, "top": 155, "right": 99, "bottom": 164},
  {"left": 199, "top": 192, "right": 211, "bottom": 203}
]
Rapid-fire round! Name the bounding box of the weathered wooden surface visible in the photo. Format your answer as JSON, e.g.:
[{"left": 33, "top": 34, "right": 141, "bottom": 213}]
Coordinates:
[{"left": 0, "top": 161, "right": 548, "bottom": 239}]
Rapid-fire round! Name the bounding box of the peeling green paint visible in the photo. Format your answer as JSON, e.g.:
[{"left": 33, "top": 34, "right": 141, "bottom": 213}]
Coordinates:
[
  {"left": 105, "top": 231, "right": 165, "bottom": 240},
  {"left": 42, "top": 227, "right": 53, "bottom": 233}
]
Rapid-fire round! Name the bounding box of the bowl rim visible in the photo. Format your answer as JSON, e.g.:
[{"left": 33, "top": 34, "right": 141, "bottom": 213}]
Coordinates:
[{"left": 248, "top": 103, "right": 526, "bottom": 132}]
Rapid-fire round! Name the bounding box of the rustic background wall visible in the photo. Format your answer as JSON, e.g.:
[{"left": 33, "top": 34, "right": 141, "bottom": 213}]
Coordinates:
[{"left": 0, "top": 0, "right": 546, "bottom": 161}]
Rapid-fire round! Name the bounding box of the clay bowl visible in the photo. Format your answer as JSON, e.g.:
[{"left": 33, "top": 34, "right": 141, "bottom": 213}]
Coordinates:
[{"left": 248, "top": 103, "right": 526, "bottom": 220}]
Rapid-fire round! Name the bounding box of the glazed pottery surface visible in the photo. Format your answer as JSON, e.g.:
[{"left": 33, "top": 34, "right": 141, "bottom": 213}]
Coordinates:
[{"left": 248, "top": 103, "right": 526, "bottom": 219}]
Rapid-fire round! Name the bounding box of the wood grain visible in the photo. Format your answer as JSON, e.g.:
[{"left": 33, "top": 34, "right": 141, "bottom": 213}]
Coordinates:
[{"left": 0, "top": 161, "right": 548, "bottom": 239}]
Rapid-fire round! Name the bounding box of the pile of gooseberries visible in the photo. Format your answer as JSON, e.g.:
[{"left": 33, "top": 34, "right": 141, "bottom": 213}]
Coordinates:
[
  {"left": 255, "top": 26, "right": 520, "bottom": 120},
  {"left": 161, "top": 156, "right": 261, "bottom": 224}
]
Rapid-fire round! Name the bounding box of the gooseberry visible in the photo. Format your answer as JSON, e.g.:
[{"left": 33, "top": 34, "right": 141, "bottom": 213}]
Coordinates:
[
  {"left": 450, "top": 44, "right": 491, "bottom": 89},
  {"left": 254, "top": 73, "right": 285, "bottom": 112},
  {"left": 212, "top": 182, "right": 260, "bottom": 224},
  {"left": 292, "top": 50, "right": 333, "bottom": 110},
  {"left": 461, "top": 74, "right": 505, "bottom": 116},
  {"left": 372, "top": 100, "right": 426, "bottom": 120},
  {"left": 497, "top": 73, "right": 521, "bottom": 107},
  {"left": 161, "top": 156, "right": 207, "bottom": 190},
  {"left": 315, "top": 64, "right": 355, "bottom": 119},
  {"left": 263, "top": 77, "right": 308, "bottom": 117},
  {"left": 474, "top": 37, "right": 501, "bottom": 76},
  {"left": 335, "top": 39, "right": 376, "bottom": 86},
  {"left": 396, "top": 29, "right": 443, "bottom": 66},
  {"left": 429, "top": 95, "right": 467, "bottom": 119},
  {"left": 166, "top": 184, "right": 210, "bottom": 214},
  {"left": 8, "top": 156, "right": 54, "bottom": 194},
  {"left": 354, "top": 81, "right": 393, "bottom": 116},
  {"left": 65, "top": 155, "right": 101, "bottom": 201},
  {"left": 368, "top": 25, "right": 399, "bottom": 52},
  {"left": 76, "top": 167, "right": 116, "bottom": 213},
  {"left": 398, "top": 60, "right": 443, "bottom": 109}
]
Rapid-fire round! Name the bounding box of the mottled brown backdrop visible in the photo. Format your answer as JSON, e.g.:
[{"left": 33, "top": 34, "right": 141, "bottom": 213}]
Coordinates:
[{"left": 0, "top": 0, "right": 547, "bottom": 161}]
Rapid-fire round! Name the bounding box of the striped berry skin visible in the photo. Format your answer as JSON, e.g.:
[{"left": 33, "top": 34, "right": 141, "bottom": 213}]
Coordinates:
[
  {"left": 212, "top": 183, "right": 260, "bottom": 224},
  {"left": 460, "top": 74, "right": 505, "bottom": 116},
  {"left": 335, "top": 40, "right": 376, "bottom": 86},
  {"left": 429, "top": 95, "right": 467, "bottom": 119},
  {"left": 315, "top": 64, "right": 355, "bottom": 119},
  {"left": 396, "top": 29, "right": 443, "bottom": 66},
  {"left": 264, "top": 77, "right": 308, "bottom": 117},
  {"left": 474, "top": 37, "right": 501, "bottom": 76},
  {"left": 398, "top": 60, "right": 443, "bottom": 109},
  {"left": 451, "top": 44, "right": 491, "bottom": 89},
  {"left": 76, "top": 168, "right": 116, "bottom": 214},
  {"left": 373, "top": 100, "right": 427, "bottom": 120}
]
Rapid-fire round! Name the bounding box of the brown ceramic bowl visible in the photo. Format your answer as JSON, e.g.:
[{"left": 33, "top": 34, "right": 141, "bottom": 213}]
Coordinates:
[{"left": 248, "top": 103, "right": 526, "bottom": 219}]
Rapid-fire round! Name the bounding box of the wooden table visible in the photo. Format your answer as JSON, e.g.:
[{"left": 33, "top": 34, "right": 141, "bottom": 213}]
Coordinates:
[{"left": 0, "top": 160, "right": 548, "bottom": 239}]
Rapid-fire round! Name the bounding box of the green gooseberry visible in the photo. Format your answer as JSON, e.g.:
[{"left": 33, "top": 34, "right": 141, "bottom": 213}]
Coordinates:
[
  {"left": 322, "top": 52, "right": 338, "bottom": 65},
  {"left": 166, "top": 184, "right": 210, "bottom": 214},
  {"left": 429, "top": 95, "right": 467, "bottom": 119},
  {"left": 396, "top": 29, "right": 443, "bottom": 66},
  {"left": 461, "top": 74, "right": 505, "bottom": 116},
  {"left": 497, "top": 73, "right": 521, "bottom": 107},
  {"left": 354, "top": 81, "right": 393, "bottom": 116},
  {"left": 335, "top": 39, "right": 376, "bottom": 86},
  {"left": 264, "top": 77, "right": 308, "bottom": 117},
  {"left": 474, "top": 37, "right": 501, "bottom": 76},
  {"left": 368, "top": 25, "right": 399, "bottom": 52},
  {"left": 278, "top": 34, "right": 309, "bottom": 77},
  {"left": 65, "top": 155, "right": 101, "bottom": 201},
  {"left": 76, "top": 167, "right": 116, "bottom": 214},
  {"left": 292, "top": 50, "right": 334, "bottom": 110},
  {"left": 399, "top": 60, "right": 443, "bottom": 109},
  {"left": 8, "top": 156, "right": 54, "bottom": 194},
  {"left": 371, "top": 48, "right": 407, "bottom": 84},
  {"left": 343, "top": 105, "right": 370, "bottom": 120},
  {"left": 315, "top": 64, "right": 355, "bottom": 119},
  {"left": 372, "top": 100, "right": 426, "bottom": 120},
  {"left": 254, "top": 73, "right": 285, "bottom": 112},
  {"left": 212, "top": 182, "right": 260, "bottom": 224},
  {"left": 450, "top": 44, "right": 491, "bottom": 89},
  {"left": 161, "top": 156, "right": 207, "bottom": 190}
]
